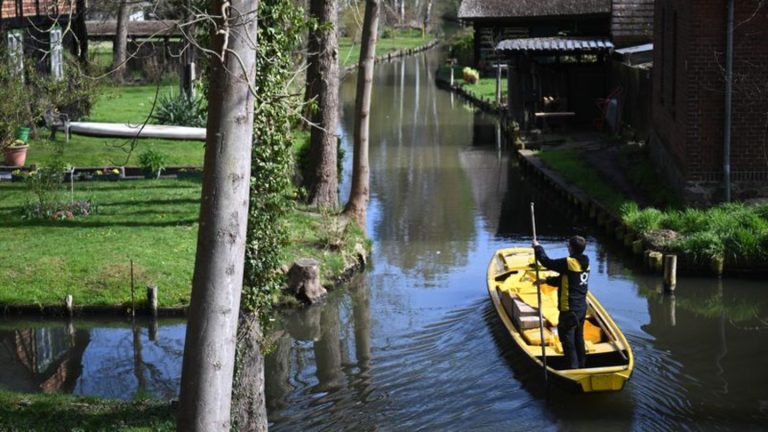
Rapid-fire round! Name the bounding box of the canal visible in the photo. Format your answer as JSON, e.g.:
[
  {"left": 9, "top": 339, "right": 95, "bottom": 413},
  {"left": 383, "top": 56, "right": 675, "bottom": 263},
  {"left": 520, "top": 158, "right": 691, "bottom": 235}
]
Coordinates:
[{"left": 2, "top": 49, "right": 768, "bottom": 431}]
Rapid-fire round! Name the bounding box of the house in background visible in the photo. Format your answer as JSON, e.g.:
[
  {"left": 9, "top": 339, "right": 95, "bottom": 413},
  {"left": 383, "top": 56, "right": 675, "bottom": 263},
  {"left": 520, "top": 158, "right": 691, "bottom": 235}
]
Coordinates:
[
  {"left": 457, "top": 0, "right": 653, "bottom": 70},
  {"left": 650, "top": 1, "right": 768, "bottom": 204},
  {"left": 0, "top": 0, "right": 85, "bottom": 75},
  {"left": 458, "top": 0, "right": 653, "bottom": 130}
]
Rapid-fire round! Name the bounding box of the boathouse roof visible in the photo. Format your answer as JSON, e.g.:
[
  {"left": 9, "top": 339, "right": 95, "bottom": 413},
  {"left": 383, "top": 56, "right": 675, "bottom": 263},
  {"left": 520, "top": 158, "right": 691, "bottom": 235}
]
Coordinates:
[{"left": 457, "top": 0, "right": 611, "bottom": 20}]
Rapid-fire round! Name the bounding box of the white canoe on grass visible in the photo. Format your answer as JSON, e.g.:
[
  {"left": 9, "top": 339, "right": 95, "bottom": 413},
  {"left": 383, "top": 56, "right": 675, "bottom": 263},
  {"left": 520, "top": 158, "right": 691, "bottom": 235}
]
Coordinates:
[{"left": 67, "top": 122, "right": 206, "bottom": 141}]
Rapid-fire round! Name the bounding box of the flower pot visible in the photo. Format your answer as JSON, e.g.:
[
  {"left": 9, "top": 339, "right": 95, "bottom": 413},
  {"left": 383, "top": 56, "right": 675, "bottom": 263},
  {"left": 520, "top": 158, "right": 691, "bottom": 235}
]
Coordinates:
[
  {"left": 15, "top": 127, "right": 30, "bottom": 143},
  {"left": 3, "top": 145, "right": 28, "bottom": 166}
]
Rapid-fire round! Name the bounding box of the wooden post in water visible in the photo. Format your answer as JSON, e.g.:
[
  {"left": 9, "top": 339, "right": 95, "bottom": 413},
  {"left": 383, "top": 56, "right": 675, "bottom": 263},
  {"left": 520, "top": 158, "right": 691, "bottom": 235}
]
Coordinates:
[
  {"left": 147, "top": 284, "right": 158, "bottom": 318},
  {"left": 663, "top": 255, "right": 677, "bottom": 292},
  {"left": 648, "top": 251, "right": 663, "bottom": 272},
  {"left": 64, "top": 294, "right": 73, "bottom": 318},
  {"left": 711, "top": 256, "right": 724, "bottom": 276}
]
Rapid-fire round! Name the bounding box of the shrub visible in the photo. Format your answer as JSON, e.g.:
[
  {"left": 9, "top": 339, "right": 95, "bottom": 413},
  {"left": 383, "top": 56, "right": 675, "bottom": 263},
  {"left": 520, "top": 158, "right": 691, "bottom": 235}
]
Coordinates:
[
  {"left": 671, "top": 230, "right": 724, "bottom": 263},
  {"left": 138, "top": 149, "right": 168, "bottom": 178},
  {"left": 446, "top": 30, "right": 473, "bottom": 66},
  {"left": 151, "top": 92, "right": 206, "bottom": 127},
  {"left": 621, "top": 202, "right": 663, "bottom": 232},
  {"left": 462, "top": 66, "right": 479, "bottom": 84},
  {"left": 22, "top": 199, "right": 96, "bottom": 220}
]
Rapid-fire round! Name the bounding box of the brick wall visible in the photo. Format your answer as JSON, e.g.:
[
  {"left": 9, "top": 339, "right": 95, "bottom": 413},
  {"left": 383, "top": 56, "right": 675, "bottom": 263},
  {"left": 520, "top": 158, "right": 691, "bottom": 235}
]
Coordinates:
[
  {"left": 1, "top": 0, "right": 75, "bottom": 19},
  {"left": 611, "top": 0, "right": 655, "bottom": 47},
  {"left": 651, "top": 0, "right": 768, "bottom": 203}
]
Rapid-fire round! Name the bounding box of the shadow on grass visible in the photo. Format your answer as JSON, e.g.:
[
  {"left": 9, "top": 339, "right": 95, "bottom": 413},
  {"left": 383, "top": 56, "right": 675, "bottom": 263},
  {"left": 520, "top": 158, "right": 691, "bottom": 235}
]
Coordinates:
[
  {"left": 1, "top": 219, "right": 199, "bottom": 228},
  {"left": 0, "top": 395, "right": 175, "bottom": 431},
  {"left": 101, "top": 197, "right": 201, "bottom": 207}
]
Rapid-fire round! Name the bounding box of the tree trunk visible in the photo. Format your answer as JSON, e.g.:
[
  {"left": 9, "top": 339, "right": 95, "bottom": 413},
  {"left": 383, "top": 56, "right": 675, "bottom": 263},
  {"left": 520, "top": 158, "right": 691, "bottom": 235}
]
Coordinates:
[
  {"left": 176, "top": 0, "right": 258, "bottom": 430},
  {"left": 303, "top": 0, "right": 340, "bottom": 207},
  {"left": 231, "top": 312, "right": 268, "bottom": 432},
  {"left": 423, "top": 0, "right": 432, "bottom": 36},
  {"left": 343, "top": 0, "right": 379, "bottom": 229},
  {"left": 73, "top": 0, "right": 89, "bottom": 63},
  {"left": 113, "top": 0, "right": 129, "bottom": 83}
]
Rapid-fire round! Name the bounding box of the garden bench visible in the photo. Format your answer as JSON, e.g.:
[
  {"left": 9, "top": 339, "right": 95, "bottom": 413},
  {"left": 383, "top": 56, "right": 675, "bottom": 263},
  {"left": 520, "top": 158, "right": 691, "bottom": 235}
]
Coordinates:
[{"left": 43, "top": 109, "right": 71, "bottom": 142}]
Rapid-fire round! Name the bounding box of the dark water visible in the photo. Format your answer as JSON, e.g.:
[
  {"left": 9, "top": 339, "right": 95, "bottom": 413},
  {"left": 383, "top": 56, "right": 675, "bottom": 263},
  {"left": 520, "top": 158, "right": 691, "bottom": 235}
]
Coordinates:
[{"left": 2, "top": 49, "right": 768, "bottom": 431}]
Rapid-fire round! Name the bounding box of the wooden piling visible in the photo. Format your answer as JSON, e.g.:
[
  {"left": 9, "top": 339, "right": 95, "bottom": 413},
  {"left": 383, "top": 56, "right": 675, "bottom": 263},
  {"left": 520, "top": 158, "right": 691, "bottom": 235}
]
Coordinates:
[
  {"left": 632, "top": 239, "right": 644, "bottom": 256},
  {"left": 147, "top": 284, "right": 158, "bottom": 318},
  {"left": 64, "top": 294, "right": 73, "bottom": 318},
  {"left": 663, "top": 255, "right": 677, "bottom": 292},
  {"left": 648, "top": 251, "right": 663, "bottom": 272},
  {"left": 710, "top": 256, "right": 724, "bottom": 276}
]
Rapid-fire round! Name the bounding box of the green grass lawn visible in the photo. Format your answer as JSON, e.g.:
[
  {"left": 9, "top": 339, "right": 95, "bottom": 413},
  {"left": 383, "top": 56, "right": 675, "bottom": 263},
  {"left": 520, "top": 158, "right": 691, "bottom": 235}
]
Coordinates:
[
  {"left": 27, "top": 83, "right": 205, "bottom": 168},
  {"left": 0, "top": 390, "right": 174, "bottom": 431},
  {"left": 435, "top": 65, "right": 507, "bottom": 104},
  {"left": 537, "top": 149, "right": 627, "bottom": 213},
  {"left": 0, "top": 179, "right": 200, "bottom": 307},
  {"left": 339, "top": 30, "right": 433, "bottom": 68},
  {"left": 0, "top": 178, "right": 365, "bottom": 308}
]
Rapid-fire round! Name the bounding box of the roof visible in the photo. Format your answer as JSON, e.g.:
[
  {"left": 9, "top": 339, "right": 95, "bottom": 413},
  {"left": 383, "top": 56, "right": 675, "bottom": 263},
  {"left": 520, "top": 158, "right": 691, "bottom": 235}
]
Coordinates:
[
  {"left": 458, "top": 0, "right": 611, "bottom": 20},
  {"left": 85, "top": 20, "right": 181, "bottom": 38},
  {"left": 496, "top": 37, "right": 614, "bottom": 53},
  {"left": 614, "top": 43, "right": 652, "bottom": 55}
]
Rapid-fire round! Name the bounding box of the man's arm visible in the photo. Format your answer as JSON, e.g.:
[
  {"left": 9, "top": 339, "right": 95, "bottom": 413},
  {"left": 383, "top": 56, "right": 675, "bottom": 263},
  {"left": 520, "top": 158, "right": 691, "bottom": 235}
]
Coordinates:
[{"left": 533, "top": 244, "right": 568, "bottom": 273}]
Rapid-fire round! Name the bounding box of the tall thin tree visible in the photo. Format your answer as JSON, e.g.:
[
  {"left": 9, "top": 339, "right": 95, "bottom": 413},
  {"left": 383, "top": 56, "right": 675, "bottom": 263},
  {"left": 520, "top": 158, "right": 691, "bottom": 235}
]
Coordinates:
[
  {"left": 176, "top": 0, "right": 259, "bottom": 429},
  {"left": 303, "top": 0, "right": 340, "bottom": 207},
  {"left": 344, "top": 0, "right": 380, "bottom": 228},
  {"left": 113, "top": 0, "right": 129, "bottom": 83}
]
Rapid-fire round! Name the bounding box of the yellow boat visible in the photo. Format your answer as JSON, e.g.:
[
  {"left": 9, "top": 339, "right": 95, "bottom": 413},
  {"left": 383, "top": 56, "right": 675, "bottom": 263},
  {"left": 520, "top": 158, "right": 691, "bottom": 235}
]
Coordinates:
[{"left": 487, "top": 247, "right": 633, "bottom": 392}]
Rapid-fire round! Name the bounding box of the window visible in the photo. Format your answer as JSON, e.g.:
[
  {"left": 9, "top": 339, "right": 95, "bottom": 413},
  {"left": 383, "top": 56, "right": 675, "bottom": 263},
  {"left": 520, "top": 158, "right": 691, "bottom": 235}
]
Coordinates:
[{"left": 50, "top": 27, "right": 64, "bottom": 80}]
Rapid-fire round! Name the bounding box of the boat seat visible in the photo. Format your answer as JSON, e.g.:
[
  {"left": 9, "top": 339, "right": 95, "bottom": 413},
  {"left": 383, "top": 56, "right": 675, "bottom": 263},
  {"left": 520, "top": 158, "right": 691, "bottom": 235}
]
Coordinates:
[
  {"left": 522, "top": 327, "right": 556, "bottom": 346},
  {"left": 583, "top": 319, "right": 603, "bottom": 344}
]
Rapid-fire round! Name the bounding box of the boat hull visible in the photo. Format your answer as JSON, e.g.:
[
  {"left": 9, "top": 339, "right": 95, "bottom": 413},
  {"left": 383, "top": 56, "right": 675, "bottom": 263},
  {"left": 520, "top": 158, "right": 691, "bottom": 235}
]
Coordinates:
[{"left": 487, "top": 247, "right": 633, "bottom": 393}]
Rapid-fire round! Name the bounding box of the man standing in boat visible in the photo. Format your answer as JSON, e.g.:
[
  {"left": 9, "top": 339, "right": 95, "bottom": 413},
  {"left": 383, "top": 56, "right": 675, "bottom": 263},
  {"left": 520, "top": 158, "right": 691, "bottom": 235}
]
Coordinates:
[{"left": 532, "top": 236, "right": 590, "bottom": 369}]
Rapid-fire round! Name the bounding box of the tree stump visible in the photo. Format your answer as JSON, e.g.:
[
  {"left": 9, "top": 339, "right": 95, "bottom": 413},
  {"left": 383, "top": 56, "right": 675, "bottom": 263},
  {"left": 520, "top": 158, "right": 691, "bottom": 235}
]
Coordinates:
[{"left": 287, "top": 258, "right": 326, "bottom": 304}]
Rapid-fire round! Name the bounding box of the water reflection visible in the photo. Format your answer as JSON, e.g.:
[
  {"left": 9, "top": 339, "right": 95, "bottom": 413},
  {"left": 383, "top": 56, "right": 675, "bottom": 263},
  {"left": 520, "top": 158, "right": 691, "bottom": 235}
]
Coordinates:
[
  {"left": 0, "top": 318, "right": 184, "bottom": 400},
  {"left": 0, "top": 323, "right": 87, "bottom": 394}
]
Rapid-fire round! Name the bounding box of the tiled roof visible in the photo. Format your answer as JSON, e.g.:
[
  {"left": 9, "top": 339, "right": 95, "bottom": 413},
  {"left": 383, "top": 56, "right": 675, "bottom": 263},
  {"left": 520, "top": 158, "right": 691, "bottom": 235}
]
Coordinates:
[{"left": 458, "top": 0, "right": 611, "bottom": 20}]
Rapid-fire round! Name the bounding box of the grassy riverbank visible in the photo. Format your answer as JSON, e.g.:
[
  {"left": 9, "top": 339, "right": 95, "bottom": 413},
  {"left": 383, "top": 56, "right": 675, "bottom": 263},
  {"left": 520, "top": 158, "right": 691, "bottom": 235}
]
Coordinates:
[
  {"left": 0, "top": 178, "right": 365, "bottom": 308},
  {"left": 0, "top": 390, "right": 174, "bottom": 431},
  {"left": 2, "top": 84, "right": 365, "bottom": 310},
  {"left": 435, "top": 65, "right": 508, "bottom": 106},
  {"left": 339, "top": 28, "right": 432, "bottom": 67},
  {"left": 535, "top": 145, "right": 768, "bottom": 268}
]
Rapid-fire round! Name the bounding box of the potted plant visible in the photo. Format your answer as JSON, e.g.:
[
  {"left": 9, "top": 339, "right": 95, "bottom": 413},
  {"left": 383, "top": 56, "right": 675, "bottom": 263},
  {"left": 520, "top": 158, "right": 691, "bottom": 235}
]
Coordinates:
[
  {"left": 3, "top": 139, "right": 29, "bottom": 166},
  {"left": 138, "top": 149, "right": 168, "bottom": 179}
]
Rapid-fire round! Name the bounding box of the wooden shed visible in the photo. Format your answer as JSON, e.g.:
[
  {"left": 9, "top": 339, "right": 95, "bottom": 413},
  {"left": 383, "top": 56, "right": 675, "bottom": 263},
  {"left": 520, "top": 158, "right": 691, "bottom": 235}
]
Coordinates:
[{"left": 457, "top": 0, "right": 653, "bottom": 69}]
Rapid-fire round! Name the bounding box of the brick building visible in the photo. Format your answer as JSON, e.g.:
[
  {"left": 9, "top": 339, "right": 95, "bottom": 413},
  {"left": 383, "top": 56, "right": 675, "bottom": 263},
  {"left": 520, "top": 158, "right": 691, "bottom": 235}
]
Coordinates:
[
  {"left": 651, "top": 1, "right": 768, "bottom": 204},
  {"left": 0, "top": 0, "right": 85, "bottom": 74}
]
